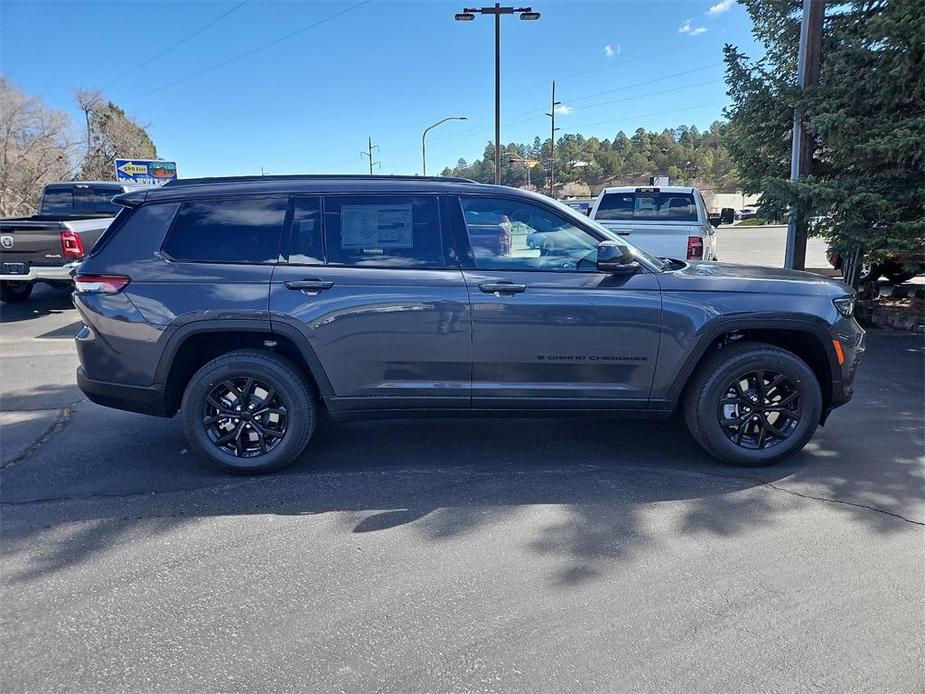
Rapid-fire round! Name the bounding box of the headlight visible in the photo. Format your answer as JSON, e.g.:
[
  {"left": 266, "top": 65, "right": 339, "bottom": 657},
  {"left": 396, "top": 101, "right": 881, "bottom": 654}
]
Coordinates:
[{"left": 833, "top": 295, "right": 856, "bottom": 318}]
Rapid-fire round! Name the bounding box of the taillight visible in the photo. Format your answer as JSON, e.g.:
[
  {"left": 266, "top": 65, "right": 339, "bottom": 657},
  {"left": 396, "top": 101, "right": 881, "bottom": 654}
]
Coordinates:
[
  {"left": 687, "top": 236, "right": 704, "bottom": 260},
  {"left": 73, "top": 274, "right": 130, "bottom": 294},
  {"left": 60, "top": 230, "right": 85, "bottom": 259}
]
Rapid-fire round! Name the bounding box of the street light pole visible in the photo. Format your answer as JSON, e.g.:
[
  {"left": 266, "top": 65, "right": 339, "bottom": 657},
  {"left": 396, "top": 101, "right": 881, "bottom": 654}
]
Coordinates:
[
  {"left": 422, "top": 116, "right": 468, "bottom": 176},
  {"left": 545, "top": 80, "right": 560, "bottom": 197},
  {"left": 455, "top": 4, "right": 540, "bottom": 185}
]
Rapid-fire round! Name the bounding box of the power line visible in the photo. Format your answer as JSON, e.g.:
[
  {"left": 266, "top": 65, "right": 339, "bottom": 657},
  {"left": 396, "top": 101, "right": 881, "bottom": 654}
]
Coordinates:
[
  {"left": 106, "top": 0, "right": 252, "bottom": 86},
  {"left": 128, "top": 0, "right": 372, "bottom": 100}
]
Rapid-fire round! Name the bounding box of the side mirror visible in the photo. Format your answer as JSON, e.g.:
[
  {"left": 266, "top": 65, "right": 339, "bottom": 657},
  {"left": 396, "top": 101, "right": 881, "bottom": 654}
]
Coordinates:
[
  {"left": 720, "top": 208, "right": 735, "bottom": 225},
  {"left": 597, "top": 241, "right": 640, "bottom": 273}
]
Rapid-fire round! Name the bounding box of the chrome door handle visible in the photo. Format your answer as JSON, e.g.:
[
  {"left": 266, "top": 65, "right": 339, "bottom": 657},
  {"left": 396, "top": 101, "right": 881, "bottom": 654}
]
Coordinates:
[
  {"left": 478, "top": 281, "right": 526, "bottom": 295},
  {"left": 285, "top": 279, "right": 334, "bottom": 293}
]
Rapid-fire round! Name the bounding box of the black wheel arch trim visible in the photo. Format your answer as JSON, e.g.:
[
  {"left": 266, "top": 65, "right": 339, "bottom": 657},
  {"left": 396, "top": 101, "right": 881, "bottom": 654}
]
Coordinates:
[
  {"left": 663, "top": 316, "right": 841, "bottom": 408},
  {"left": 153, "top": 318, "right": 335, "bottom": 398}
]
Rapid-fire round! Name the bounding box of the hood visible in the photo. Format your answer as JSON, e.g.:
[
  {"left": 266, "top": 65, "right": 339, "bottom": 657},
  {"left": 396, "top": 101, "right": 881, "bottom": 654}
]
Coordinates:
[{"left": 657, "top": 261, "right": 853, "bottom": 297}]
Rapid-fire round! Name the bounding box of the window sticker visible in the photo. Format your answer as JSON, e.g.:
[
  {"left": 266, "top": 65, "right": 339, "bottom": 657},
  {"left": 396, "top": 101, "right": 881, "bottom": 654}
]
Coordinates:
[{"left": 341, "top": 204, "right": 413, "bottom": 249}]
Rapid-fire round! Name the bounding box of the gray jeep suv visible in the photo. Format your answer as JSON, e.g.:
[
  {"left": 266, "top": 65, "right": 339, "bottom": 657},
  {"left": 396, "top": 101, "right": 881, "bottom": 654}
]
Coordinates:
[{"left": 72, "top": 175, "right": 864, "bottom": 473}]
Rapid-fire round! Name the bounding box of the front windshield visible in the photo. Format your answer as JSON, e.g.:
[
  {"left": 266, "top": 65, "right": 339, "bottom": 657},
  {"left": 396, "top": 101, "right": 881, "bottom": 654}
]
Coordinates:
[{"left": 546, "top": 196, "right": 670, "bottom": 270}]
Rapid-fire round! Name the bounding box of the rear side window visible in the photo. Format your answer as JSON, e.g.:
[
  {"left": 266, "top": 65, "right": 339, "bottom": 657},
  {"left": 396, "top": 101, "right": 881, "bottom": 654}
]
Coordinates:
[
  {"left": 163, "top": 197, "right": 287, "bottom": 263},
  {"left": 596, "top": 191, "right": 698, "bottom": 222},
  {"left": 323, "top": 195, "right": 447, "bottom": 268},
  {"left": 87, "top": 203, "right": 179, "bottom": 258}
]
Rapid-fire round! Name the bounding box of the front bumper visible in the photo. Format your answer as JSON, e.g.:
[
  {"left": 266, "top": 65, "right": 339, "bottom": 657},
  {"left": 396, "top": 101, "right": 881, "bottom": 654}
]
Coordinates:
[
  {"left": 827, "top": 317, "right": 865, "bottom": 414},
  {"left": 0, "top": 262, "right": 79, "bottom": 282}
]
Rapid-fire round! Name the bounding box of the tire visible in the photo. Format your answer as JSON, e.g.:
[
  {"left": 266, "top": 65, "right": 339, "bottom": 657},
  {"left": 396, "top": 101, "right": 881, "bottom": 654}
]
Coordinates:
[
  {"left": 682, "top": 342, "right": 822, "bottom": 466},
  {"left": 0, "top": 280, "right": 34, "bottom": 303},
  {"left": 180, "top": 350, "right": 316, "bottom": 474}
]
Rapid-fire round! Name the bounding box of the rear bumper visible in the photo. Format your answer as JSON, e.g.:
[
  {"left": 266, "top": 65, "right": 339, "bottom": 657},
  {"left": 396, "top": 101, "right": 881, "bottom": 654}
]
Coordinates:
[
  {"left": 0, "top": 262, "right": 78, "bottom": 282},
  {"left": 77, "top": 366, "right": 172, "bottom": 418}
]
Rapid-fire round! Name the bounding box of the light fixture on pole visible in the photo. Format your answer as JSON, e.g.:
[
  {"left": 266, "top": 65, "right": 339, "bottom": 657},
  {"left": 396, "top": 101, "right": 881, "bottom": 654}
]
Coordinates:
[
  {"left": 422, "top": 116, "right": 468, "bottom": 176},
  {"left": 454, "top": 4, "right": 540, "bottom": 185}
]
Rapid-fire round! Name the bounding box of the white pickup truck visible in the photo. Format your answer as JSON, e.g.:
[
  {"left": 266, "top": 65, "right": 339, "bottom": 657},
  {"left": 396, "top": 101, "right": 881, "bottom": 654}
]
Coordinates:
[{"left": 589, "top": 186, "right": 732, "bottom": 262}]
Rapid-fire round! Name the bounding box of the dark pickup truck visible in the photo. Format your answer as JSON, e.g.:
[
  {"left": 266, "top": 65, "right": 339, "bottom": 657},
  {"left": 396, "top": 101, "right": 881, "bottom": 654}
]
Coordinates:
[{"left": 0, "top": 181, "right": 147, "bottom": 303}]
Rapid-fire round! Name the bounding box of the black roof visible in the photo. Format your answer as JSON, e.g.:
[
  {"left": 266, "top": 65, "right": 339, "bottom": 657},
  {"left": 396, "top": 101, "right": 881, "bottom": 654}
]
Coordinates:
[{"left": 114, "top": 174, "right": 513, "bottom": 208}]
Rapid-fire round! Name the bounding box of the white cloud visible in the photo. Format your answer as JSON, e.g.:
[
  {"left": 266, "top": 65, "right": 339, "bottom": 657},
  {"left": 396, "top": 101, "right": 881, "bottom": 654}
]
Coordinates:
[
  {"left": 554, "top": 104, "right": 573, "bottom": 115},
  {"left": 603, "top": 44, "right": 621, "bottom": 58},
  {"left": 707, "top": 0, "right": 734, "bottom": 16},
  {"left": 679, "top": 19, "right": 708, "bottom": 35}
]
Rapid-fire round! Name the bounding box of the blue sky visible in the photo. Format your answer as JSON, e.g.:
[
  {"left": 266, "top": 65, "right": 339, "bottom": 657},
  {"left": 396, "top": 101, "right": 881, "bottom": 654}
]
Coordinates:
[{"left": 1, "top": 0, "right": 758, "bottom": 178}]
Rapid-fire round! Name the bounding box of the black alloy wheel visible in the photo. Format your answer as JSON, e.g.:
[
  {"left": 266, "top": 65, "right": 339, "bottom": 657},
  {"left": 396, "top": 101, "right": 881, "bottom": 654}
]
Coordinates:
[
  {"left": 203, "top": 377, "right": 288, "bottom": 458},
  {"left": 718, "top": 369, "right": 801, "bottom": 450}
]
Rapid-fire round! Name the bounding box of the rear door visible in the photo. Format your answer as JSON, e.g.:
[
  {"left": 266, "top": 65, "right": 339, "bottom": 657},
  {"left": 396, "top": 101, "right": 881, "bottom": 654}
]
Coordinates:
[
  {"left": 452, "top": 194, "right": 662, "bottom": 408},
  {"left": 269, "top": 194, "right": 470, "bottom": 411},
  {"left": 591, "top": 188, "right": 701, "bottom": 260}
]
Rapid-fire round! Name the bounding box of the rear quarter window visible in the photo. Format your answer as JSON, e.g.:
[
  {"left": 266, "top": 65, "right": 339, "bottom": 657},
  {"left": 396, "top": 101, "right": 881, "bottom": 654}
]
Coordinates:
[{"left": 163, "top": 197, "right": 287, "bottom": 264}]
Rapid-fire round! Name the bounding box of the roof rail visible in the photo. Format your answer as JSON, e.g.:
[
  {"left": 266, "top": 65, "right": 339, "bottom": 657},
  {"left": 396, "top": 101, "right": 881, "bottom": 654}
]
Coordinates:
[{"left": 162, "top": 174, "right": 479, "bottom": 187}]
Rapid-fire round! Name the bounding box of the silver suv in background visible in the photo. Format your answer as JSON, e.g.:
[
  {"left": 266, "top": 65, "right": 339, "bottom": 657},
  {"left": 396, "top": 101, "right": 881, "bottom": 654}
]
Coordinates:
[{"left": 590, "top": 186, "right": 719, "bottom": 262}]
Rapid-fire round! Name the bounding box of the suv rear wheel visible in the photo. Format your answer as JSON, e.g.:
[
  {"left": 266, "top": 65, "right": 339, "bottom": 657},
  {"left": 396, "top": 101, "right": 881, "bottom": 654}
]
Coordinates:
[
  {"left": 180, "top": 350, "right": 316, "bottom": 473},
  {"left": 683, "top": 342, "right": 822, "bottom": 466}
]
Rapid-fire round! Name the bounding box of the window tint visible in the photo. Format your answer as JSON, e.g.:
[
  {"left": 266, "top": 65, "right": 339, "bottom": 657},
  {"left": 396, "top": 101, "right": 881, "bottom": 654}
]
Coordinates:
[
  {"left": 87, "top": 202, "right": 179, "bottom": 258},
  {"left": 164, "top": 197, "right": 287, "bottom": 263},
  {"left": 324, "top": 195, "right": 446, "bottom": 268},
  {"left": 288, "top": 197, "right": 323, "bottom": 264},
  {"left": 461, "top": 196, "right": 600, "bottom": 272},
  {"left": 595, "top": 191, "right": 698, "bottom": 222}
]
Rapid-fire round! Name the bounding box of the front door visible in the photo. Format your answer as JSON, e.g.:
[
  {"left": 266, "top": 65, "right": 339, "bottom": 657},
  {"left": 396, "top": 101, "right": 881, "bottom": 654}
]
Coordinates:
[
  {"left": 453, "top": 194, "right": 662, "bottom": 409},
  {"left": 270, "top": 194, "right": 470, "bottom": 411}
]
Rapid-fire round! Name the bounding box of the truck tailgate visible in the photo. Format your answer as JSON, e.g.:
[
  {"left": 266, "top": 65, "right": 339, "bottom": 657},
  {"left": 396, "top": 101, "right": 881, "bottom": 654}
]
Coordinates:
[
  {"left": 595, "top": 220, "right": 698, "bottom": 259},
  {"left": 0, "top": 221, "right": 65, "bottom": 267}
]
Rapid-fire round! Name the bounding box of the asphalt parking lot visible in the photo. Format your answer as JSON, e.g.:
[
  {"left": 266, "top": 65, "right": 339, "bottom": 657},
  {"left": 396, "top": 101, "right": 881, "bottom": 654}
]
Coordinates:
[{"left": 2, "top": 280, "right": 924, "bottom": 692}]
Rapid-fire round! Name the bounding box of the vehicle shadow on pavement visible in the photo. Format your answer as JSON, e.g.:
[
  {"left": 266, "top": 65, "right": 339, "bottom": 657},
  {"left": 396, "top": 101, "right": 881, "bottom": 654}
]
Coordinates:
[
  {"left": 1, "top": 334, "right": 923, "bottom": 586},
  {"left": 0, "top": 285, "right": 73, "bottom": 323}
]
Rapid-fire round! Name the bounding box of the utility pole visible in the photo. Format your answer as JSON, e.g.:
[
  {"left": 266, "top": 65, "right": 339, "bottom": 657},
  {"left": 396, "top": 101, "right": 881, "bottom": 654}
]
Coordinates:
[
  {"left": 784, "top": 0, "right": 824, "bottom": 270},
  {"left": 545, "top": 80, "right": 560, "bottom": 197},
  {"left": 360, "top": 137, "right": 380, "bottom": 175},
  {"left": 454, "top": 5, "right": 541, "bottom": 185}
]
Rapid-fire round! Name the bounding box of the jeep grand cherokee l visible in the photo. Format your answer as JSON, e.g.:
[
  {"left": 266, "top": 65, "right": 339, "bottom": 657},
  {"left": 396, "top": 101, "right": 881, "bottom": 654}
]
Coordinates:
[{"left": 72, "top": 175, "right": 864, "bottom": 473}]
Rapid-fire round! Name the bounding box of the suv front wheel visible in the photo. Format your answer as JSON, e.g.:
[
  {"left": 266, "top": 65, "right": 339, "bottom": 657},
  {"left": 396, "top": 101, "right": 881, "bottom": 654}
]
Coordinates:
[
  {"left": 683, "top": 342, "right": 822, "bottom": 466},
  {"left": 180, "top": 350, "right": 316, "bottom": 473}
]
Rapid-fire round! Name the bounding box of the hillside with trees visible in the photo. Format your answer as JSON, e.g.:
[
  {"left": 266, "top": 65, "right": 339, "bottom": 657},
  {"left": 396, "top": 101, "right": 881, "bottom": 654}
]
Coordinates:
[{"left": 441, "top": 121, "right": 737, "bottom": 197}]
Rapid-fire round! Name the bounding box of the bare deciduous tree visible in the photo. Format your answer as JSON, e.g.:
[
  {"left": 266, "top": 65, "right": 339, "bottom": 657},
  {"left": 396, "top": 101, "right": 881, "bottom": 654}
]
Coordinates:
[{"left": 0, "top": 76, "right": 76, "bottom": 217}]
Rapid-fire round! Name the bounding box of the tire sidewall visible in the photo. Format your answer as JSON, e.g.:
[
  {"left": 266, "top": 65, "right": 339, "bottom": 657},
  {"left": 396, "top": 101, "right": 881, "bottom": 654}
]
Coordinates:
[
  {"left": 698, "top": 350, "right": 822, "bottom": 465},
  {"left": 181, "top": 356, "right": 313, "bottom": 473},
  {"left": 1, "top": 280, "right": 34, "bottom": 302}
]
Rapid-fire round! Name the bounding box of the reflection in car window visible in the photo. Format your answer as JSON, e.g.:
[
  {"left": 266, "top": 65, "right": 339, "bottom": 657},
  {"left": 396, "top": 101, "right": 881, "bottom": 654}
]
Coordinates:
[
  {"left": 289, "top": 197, "right": 323, "bottom": 265},
  {"left": 595, "top": 191, "right": 698, "bottom": 222},
  {"left": 164, "top": 197, "right": 287, "bottom": 263},
  {"left": 460, "top": 196, "right": 600, "bottom": 272},
  {"left": 324, "top": 195, "right": 446, "bottom": 268}
]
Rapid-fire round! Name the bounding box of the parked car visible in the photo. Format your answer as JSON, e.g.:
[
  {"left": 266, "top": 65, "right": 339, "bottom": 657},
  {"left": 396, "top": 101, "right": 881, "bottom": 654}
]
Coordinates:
[
  {"left": 0, "top": 181, "right": 148, "bottom": 303},
  {"left": 826, "top": 247, "right": 924, "bottom": 285},
  {"left": 589, "top": 186, "right": 720, "bottom": 261},
  {"left": 72, "top": 175, "right": 864, "bottom": 473},
  {"left": 562, "top": 199, "right": 593, "bottom": 216},
  {"left": 738, "top": 208, "right": 758, "bottom": 220}
]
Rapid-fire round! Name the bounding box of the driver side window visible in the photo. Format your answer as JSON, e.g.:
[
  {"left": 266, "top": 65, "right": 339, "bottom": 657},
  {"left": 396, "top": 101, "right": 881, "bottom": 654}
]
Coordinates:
[{"left": 459, "top": 196, "right": 600, "bottom": 272}]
